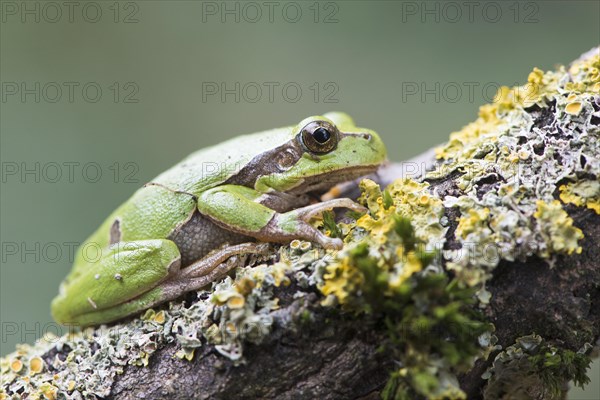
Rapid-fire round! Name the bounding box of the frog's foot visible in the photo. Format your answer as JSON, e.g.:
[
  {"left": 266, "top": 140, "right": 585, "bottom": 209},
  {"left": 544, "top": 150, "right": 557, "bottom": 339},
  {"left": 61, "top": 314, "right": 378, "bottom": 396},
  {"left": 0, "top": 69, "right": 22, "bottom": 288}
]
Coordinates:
[
  {"left": 295, "top": 198, "right": 366, "bottom": 220},
  {"left": 270, "top": 198, "right": 366, "bottom": 250},
  {"left": 163, "top": 242, "right": 270, "bottom": 297}
]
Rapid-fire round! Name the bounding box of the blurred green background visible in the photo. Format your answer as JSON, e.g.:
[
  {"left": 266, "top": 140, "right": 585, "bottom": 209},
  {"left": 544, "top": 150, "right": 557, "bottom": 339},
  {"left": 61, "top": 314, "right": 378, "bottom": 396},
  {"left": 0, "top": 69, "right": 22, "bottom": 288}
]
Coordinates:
[{"left": 1, "top": 1, "right": 598, "bottom": 397}]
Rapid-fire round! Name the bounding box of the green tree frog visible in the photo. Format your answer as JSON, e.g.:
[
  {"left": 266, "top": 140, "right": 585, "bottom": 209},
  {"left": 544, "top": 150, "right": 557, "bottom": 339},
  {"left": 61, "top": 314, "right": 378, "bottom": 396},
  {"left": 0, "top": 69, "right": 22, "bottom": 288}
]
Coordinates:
[{"left": 51, "top": 112, "right": 386, "bottom": 326}]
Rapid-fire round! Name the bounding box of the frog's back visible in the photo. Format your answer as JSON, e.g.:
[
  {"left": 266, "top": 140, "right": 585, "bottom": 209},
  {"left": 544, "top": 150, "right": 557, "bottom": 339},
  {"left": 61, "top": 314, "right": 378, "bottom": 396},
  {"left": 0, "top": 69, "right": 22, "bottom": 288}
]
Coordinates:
[
  {"left": 73, "top": 126, "right": 296, "bottom": 263},
  {"left": 150, "top": 126, "right": 296, "bottom": 193}
]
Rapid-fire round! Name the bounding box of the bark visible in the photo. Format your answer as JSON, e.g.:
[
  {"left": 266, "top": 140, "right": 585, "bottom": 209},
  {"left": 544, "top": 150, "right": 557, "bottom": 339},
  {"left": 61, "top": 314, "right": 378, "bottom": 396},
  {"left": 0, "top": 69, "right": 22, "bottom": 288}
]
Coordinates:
[{"left": 112, "top": 294, "right": 392, "bottom": 400}]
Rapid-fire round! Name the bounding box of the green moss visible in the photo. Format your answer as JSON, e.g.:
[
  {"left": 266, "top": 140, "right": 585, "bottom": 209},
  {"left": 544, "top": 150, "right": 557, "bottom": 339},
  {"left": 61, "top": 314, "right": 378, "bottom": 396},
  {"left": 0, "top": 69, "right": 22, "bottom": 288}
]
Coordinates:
[
  {"left": 322, "top": 210, "right": 343, "bottom": 239},
  {"left": 483, "top": 334, "right": 593, "bottom": 400},
  {"left": 319, "top": 210, "right": 491, "bottom": 399}
]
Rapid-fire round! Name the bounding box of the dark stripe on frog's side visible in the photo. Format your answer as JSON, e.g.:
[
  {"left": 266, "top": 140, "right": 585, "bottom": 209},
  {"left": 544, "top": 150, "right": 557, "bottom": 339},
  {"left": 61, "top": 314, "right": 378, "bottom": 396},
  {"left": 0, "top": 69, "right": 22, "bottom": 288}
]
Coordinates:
[
  {"left": 224, "top": 132, "right": 378, "bottom": 195},
  {"left": 223, "top": 137, "right": 304, "bottom": 188}
]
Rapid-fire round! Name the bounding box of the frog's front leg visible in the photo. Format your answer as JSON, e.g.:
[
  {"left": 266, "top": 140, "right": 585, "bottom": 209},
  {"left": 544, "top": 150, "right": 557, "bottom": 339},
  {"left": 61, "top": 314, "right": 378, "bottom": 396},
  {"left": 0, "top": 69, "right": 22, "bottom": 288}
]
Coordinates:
[{"left": 198, "top": 185, "right": 366, "bottom": 250}]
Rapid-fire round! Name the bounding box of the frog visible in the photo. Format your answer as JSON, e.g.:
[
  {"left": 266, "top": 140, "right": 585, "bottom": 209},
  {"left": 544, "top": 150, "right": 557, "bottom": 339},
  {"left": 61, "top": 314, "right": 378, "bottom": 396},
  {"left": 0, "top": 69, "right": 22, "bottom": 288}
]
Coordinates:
[{"left": 51, "top": 112, "right": 387, "bottom": 326}]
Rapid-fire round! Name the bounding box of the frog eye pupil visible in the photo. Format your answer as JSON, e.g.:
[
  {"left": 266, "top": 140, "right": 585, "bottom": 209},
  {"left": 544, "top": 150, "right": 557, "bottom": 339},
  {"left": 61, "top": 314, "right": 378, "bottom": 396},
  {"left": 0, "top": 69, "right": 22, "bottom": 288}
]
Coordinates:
[
  {"left": 299, "top": 121, "right": 338, "bottom": 154},
  {"left": 312, "top": 127, "right": 331, "bottom": 144}
]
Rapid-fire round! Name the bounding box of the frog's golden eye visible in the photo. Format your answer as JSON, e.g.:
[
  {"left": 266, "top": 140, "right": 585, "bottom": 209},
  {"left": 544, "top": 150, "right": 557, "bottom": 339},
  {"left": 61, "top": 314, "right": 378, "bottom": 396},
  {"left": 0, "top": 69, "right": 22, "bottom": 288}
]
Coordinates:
[{"left": 300, "top": 121, "right": 339, "bottom": 154}]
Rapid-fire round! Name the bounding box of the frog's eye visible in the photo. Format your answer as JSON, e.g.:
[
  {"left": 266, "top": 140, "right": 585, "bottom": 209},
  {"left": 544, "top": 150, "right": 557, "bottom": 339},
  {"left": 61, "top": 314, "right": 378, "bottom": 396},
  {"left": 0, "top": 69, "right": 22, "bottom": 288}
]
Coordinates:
[{"left": 300, "top": 121, "right": 339, "bottom": 154}]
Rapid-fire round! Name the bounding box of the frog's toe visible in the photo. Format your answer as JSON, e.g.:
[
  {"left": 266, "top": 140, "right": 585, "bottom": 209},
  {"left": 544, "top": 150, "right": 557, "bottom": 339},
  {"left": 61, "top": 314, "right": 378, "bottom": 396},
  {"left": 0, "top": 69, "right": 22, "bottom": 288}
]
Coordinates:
[
  {"left": 296, "top": 198, "right": 366, "bottom": 221},
  {"left": 345, "top": 202, "right": 368, "bottom": 213},
  {"left": 314, "top": 232, "right": 343, "bottom": 250},
  {"left": 255, "top": 242, "right": 271, "bottom": 254}
]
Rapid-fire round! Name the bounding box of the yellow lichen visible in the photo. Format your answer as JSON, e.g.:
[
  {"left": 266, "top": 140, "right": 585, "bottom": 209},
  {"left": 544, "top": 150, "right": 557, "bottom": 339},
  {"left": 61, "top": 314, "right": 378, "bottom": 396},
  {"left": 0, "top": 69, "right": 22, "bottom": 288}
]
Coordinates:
[
  {"left": 9, "top": 358, "right": 22, "bottom": 373},
  {"left": 320, "top": 254, "right": 363, "bottom": 305},
  {"left": 355, "top": 180, "right": 396, "bottom": 245},
  {"left": 446, "top": 261, "right": 487, "bottom": 287},
  {"left": 175, "top": 348, "right": 195, "bottom": 361},
  {"left": 266, "top": 262, "right": 291, "bottom": 287},
  {"left": 212, "top": 289, "right": 241, "bottom": 306},
  {"left": 39, "top": 382, "right": 58, "bottom": 400},
  {"left": 153, "top": 310, "right": 166, "bottom": 324},
  {"left": 321, "top": 245, "right": 425, "bottom": 308},
  {"left": 559, "top": 180, "right": 600, "bottom": 214},
  {"left": 389, "top": 251, "right": 423, "bottom": 290},
  {"left": 356, "top": 205, "right": 396, "bottom": 245},
  {"left": 357, "top": 178, "right": 445, "bottom": 247},
  {"left": 300, "top": 241, "right": 312, "bottom": 251},
  {"left": 137, "top": 352, "right": 151, "bottom": 367},
  {"left": 517, "top": 150, "right": 530, "bottom": 160},
  {"left": 321, "top": 178, "right": 445, "bottom": 309},
  {"left": 431, "top": 53, "right": 600, "bottom": 167},
  {"left": 242, "top": 261, "right": 290, "bottom": 289},
  {"left": 565, "top": 101, "right": 583, "bottom": 115},
  {"left": 527, "top": 67, "right": 545, "bottom": 85},
  {"left": 358, "top": 178, "right": 384, "bottom": 214},
  {"left": 226, "top": 294, "right": 246, "bottom": 309},
  {"left": 534, "top": 200, "right": 584, "bottom": 256},
  {"left": 29, "top": 356, "right": 44, "bottom": 375},
  {"left": 233, "top": 276, "right": 256, "bottom": 296},
  {"left": 225, "top": 321, "right": 237, "bottom": 336},
  {"left": 428, "top": 52, "right": 599, "bottom": 293},
  {"left": 456, "top": 208, "right": 490, "bottom": 239}
]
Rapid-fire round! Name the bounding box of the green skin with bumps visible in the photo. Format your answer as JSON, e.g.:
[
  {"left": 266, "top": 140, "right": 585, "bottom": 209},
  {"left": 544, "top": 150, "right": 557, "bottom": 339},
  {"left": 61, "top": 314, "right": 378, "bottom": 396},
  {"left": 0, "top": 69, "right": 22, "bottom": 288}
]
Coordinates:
[{"left": 51, "top": 112, "right": 387, "bottom": 326}]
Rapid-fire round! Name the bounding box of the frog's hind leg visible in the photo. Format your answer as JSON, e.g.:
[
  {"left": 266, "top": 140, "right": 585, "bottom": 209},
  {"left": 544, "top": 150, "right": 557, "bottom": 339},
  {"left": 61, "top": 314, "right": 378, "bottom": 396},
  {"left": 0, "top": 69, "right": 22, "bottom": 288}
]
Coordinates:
[
  {"left": 161, "top": 242, "right": 270, "bottom": 297},
  {"left": 55, "top": 242, "right": 270, "bottom": 327},
  {"left": 51, "top": 239, "right": 182, "bottom": 326}
]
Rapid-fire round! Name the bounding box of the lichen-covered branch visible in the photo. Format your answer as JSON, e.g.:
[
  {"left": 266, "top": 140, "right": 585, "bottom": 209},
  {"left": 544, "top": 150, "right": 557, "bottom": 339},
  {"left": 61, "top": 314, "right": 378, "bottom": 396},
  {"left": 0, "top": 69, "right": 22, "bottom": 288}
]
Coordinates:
[{"left": 2, "top": 48, "right": 599, "bottom": 400}]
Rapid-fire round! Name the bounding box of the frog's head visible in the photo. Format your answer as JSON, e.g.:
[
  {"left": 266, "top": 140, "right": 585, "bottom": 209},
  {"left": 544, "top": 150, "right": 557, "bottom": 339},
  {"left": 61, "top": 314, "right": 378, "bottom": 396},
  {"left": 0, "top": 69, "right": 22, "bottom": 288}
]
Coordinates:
[{"left": 254, "top": 112, "right": 387, "bottom": 194}]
